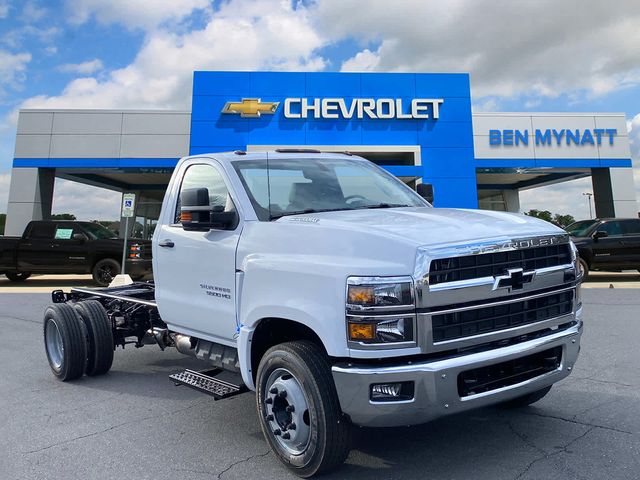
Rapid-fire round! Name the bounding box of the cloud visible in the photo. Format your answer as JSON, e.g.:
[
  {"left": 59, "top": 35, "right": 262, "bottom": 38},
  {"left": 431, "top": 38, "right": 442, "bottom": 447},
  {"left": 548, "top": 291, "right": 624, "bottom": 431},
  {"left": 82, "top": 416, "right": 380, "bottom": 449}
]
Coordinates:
[
  {"left": 313, "top": 0, "right": 640, "bottom": 101},
  {"left": 0, "top": 1, "right": 9, "bottom": 19},
  {"left": 51, "top": 178, "right": 122, "bottom": 220},
  {"left": 20, "top": 1, "right": 47, "bottom": 22},
  {"left": 0, "top": 49, "right": 31, "bottom": 94},
  {"left": 66, "top": 0, "right": 212, "bottom": 31},
  {"left": 58, "top": 59, "right": 104, "bottom": 75},
  {"left": 2, "top": 26, "right": 60, "bottom": 49},
  {"left": 20, "top": 0, "right": 326, "bottom": 111},
  {"left": 519, "top": 177, "right": 594, "bottom": 220}
]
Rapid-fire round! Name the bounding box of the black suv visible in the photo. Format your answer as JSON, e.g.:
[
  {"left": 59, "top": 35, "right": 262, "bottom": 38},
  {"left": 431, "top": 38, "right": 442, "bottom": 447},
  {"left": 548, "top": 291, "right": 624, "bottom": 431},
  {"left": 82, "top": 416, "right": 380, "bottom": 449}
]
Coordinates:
[{"left": 566, "top": 218, "right": 640, "bottom": 278}]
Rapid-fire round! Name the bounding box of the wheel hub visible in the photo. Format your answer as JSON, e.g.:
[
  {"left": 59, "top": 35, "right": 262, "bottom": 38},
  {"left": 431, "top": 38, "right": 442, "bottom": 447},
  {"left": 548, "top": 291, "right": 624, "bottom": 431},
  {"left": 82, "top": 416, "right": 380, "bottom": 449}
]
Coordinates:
[{"left": 264, "top": 368, "right": 311, "bottom": 455}]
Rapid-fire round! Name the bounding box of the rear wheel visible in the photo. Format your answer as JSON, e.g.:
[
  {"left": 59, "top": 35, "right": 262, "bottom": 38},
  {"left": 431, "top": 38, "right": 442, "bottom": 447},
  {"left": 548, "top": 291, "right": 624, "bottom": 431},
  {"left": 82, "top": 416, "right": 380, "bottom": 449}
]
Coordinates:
[
  {"left": 6, "top": 272, "right": 31, "bottom": 282},
  {"left": 43, "top": 304, "right": 87, "bottom": 381},
  {"left": 500, "top": 386, "right": 552, "bottom": 408},
  {"left": 74, "top": 300, "right": 114, "bottom": 376},
  {"left": 256, "top": 341, "right": 351, "bottom": 478},
  {"left": 92, "top": 258, "right": 120, "bottom": 286}
]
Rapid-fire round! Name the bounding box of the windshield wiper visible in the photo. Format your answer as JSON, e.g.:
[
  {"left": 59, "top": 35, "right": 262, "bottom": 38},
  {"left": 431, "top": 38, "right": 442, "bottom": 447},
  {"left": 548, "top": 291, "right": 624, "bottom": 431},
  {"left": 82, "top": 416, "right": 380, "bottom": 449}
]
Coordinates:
[
  {"left": 354, "top": 203, "right": 411, "bottom": 210},
  {"left": 270, "top": 207, "right": 354, "bottom": 220}
]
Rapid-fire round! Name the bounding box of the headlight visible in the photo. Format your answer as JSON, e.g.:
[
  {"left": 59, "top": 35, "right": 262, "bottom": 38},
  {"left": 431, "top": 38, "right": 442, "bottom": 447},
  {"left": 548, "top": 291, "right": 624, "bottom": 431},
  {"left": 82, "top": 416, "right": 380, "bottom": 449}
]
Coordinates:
[
  {"left": 347, "top": 314, "right": 415, "bottom": 344},
  {"left": 570, "top": 241, "right": 583, "bottom": 281},
  {"left": 346, "top": 276, "right": 416, "bottom": 347},
  {"left": 346, "top": 277, "right": 414, "bottom": 311}
]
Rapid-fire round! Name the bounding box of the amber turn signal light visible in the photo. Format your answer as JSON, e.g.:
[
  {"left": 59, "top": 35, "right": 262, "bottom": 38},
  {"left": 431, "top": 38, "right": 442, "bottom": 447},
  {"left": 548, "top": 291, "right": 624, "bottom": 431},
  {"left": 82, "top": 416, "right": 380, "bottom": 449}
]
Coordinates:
[{"left": 348, "top": 322, "right": 375, "bottom": 341}]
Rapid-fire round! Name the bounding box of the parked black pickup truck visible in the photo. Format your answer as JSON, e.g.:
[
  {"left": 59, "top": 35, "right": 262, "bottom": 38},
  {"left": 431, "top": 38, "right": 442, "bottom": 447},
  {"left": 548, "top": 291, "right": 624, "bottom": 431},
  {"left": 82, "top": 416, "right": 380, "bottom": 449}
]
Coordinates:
[
  {"left": 565, "top": 218, "right": 640, "bottom": 278},
  {"left": 0, "top": 221, "right": 152, "bottom": 286}
]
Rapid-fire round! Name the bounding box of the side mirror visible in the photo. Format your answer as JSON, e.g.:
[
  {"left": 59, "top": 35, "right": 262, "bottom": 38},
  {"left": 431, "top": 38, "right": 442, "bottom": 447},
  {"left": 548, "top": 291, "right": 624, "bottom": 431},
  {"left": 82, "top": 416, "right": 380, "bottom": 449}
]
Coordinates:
[
  {"left": 73, "top": 233, "right": 88, "bottom": 242},
  {"left": 592, "top": 230, "right": 608, "bottom": 241},
  {"left": 416, "top": 183, "right": 434, "bottom": 204},
  {"left": 180, "top": 188, "right": 238, "bottom": 232}
]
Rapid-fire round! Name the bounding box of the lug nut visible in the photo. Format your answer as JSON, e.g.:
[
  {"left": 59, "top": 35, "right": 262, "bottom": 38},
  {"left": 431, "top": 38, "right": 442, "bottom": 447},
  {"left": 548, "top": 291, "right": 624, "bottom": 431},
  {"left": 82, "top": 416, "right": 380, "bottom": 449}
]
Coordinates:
[
  {"left": 273, "top": 428, "right": 281, "bottom": 436},
  {"left": 288, "top": 422, "right": 296, "bottom": 430},
  {"left": 265, "top": 397, "right": 273, "bottom": 404},
  {"left": 269, "top": 387, "right": 278, "bottom": 394},
  {"left": 282, "top": 432, "right": 291, "bottom": 440},
  {"left": 279, "top": 390, "right": 287, "bottom": 398},
  {"left": 286, "top": 405, "right": 295, "bottom": 413}
]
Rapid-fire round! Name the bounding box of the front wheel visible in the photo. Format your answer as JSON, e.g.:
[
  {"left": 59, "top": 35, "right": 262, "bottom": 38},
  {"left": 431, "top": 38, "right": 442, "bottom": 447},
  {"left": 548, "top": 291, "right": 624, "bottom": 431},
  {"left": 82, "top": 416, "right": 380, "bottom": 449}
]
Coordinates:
[
  {"left": 578, "top": 258, "right": 589, "bottom": 280},
  {"left": 6, "top": 271, "right": 31, "bottom": 282},
  {"left": 92, "top": 258, "right": 120, "bottom": 286},
  {"left": 256, "top": 341, "right": 351, "bottom": 477}
]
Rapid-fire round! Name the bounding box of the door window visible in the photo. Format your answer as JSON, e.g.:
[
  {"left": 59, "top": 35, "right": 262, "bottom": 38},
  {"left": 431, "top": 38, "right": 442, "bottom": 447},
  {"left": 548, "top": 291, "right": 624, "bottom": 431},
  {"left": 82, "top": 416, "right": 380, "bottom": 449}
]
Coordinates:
[
  {"left": 622, "top": 220, "right": 640, "bottom": 235},
  {"left": 174, "top": 164, "right": 235, "bottom": 223},
  {"left": 598, "top": 221, "right": 623, "bottom": 236},
  {"left": 28, "top": 223, "right": 56, "bottom": 239}
]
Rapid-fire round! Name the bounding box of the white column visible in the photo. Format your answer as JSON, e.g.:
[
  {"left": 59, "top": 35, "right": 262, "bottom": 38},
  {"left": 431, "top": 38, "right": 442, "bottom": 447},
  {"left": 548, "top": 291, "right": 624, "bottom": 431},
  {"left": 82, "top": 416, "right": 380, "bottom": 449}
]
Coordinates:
[{"left": 4, "top": 168, "right": 55, "bottom": 236}]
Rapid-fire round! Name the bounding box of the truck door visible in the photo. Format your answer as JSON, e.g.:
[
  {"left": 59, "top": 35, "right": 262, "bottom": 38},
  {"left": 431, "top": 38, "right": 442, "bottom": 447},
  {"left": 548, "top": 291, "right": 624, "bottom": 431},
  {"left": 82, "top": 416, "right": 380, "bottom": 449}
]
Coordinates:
[
  {"left": 621, "top": 220, "right": 640, "bottom": 267},
  {"left": 154, "top": 162, "right": 242, "bottom": 345},
  {"left": 17, "top": 222, "right": 57, "bottom": 272},
  {"left": 590, "top": 220, "right": 625, "bottom": 268},
  {"left": 48, "top": 223, "right": 90, "bottom": 272}
]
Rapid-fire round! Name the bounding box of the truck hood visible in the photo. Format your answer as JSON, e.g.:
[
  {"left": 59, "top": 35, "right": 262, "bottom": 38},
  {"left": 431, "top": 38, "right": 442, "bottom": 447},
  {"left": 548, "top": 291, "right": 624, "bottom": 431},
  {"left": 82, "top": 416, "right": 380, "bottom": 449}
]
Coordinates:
[{"left": 277, "top": 207, "right": 564, "bottom": 248}]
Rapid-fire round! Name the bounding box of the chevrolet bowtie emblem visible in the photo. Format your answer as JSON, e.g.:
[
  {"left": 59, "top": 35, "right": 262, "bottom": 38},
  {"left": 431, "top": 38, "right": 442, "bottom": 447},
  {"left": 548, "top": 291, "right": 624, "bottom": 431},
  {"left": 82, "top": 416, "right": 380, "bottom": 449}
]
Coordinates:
[
  {"left": 221, "top": 98, "right": 280, "bottom": 118},
  {"left": 493, "top": 268, "right": 535, "bottom": 291}
]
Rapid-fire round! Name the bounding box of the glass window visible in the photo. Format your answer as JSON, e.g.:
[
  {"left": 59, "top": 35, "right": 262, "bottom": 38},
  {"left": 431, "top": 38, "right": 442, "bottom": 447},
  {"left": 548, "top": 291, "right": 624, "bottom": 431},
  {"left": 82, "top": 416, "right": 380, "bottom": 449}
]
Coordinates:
[
  {"left": 622, "top": 220, "right": 640, "bottom": 235},
  {"left": 565, "top": 220, "right": 598, "bottom": 237},
  {"left": 29, "top": 223, "right": 56, "bottom": 239},
  {"left": 81, "top": 222, "right": 117, "bottom": 240},
  {"left": 175, "top": 164, "right": 235, "bottom": 223},
  {"left": 233, "top": 157, "right": 427, "bottom": 221},
  {"left": 598, "top": 221, "right": 623, "bottom": 236}
]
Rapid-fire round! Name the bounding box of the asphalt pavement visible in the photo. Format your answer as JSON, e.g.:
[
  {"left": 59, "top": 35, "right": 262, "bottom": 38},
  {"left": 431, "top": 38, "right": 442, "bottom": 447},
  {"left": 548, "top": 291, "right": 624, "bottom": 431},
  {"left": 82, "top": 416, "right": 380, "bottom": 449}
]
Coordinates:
[{"left": 0, "top": 289, "right": 639, "bottom": 479}]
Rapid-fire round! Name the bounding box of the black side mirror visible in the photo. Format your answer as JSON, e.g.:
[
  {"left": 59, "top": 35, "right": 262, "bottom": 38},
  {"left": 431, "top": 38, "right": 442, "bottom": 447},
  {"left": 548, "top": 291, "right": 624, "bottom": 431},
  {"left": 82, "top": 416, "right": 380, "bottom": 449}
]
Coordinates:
[
  {"left": 416, "top": 183, "right": 434, "bottom": 204},
  {"left": 73, "top": 233, "right": 88, "bottom": 242},
  {"left": 181, "top": 188, "right": 238, "bottom": 232},
  {"left": 592, "top": 230, "right": 608, "bottom": 241}
]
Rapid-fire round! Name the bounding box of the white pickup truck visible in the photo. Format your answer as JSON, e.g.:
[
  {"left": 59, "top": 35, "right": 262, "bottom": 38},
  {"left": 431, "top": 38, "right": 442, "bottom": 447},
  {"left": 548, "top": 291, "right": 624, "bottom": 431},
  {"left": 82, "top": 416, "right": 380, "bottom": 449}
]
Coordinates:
[{"left": 43, "top": 150, "right": 583, "bottom": 477}]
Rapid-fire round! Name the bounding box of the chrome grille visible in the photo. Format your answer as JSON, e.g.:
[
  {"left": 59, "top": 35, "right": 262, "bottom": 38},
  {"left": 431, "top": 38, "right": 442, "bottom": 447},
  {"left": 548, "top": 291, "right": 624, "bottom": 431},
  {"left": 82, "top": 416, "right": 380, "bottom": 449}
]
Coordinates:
[
  {"left": 429, "top": 244, "right": 572, "bottom": 286},
  {"left": 431, "top": 290, "right": 573, "bottom": 343}
]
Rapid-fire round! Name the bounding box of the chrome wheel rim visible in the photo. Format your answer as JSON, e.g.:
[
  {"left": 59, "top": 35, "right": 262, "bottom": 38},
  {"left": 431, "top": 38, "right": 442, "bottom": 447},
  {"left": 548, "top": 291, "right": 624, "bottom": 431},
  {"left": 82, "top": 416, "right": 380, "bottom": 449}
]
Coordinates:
[
  {"left": 264, "top": 368, "right": 311, "bottom": 456},
  {"left": 45, "top": 319, "right": 64, "bottom": 370}
]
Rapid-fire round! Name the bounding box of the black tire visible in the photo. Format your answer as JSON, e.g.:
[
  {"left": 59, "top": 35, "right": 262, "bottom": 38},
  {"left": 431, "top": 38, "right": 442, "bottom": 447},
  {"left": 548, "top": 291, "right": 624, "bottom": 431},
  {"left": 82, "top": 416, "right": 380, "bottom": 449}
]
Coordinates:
[
  {"left": 6, "top": 272, "right": 31, "bottom": 282},
  {"left": 43, "top": 304, "right": 87, "bottom": 381},
  {"left": 256, "top": 340, "right": 351, "bottom": 478},
  {"left": 74, "top": 300, "right": 114, "bottom": 376},
  {"left": 500, "top": 386, "right": 552, "bottom": 408},
  {"left": 578, "top": 258, "right": 589, "bottom": 280},
  {"left": 92, "top": 258, "right": 120, "bottom": 286}
]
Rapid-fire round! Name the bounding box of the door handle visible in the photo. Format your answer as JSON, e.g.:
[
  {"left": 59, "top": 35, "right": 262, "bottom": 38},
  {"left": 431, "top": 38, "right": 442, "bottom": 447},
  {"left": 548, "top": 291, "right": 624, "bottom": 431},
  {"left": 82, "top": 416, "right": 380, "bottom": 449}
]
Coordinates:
[{"left": 159, "top": 239, "right": 174, "bottom": 248}]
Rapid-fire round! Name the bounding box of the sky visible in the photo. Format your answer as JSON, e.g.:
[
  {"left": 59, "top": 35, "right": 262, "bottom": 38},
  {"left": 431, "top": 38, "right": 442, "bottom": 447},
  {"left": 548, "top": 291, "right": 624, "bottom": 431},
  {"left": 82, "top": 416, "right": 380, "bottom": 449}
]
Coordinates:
[{"left": 0, "top": 0, "right": 639, "bottom": 220}]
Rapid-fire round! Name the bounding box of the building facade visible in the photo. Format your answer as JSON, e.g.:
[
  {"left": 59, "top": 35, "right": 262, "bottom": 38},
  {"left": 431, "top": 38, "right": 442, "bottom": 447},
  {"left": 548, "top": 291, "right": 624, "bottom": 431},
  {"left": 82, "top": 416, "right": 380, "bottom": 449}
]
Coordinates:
[{"left": 5, "top": 71, "right": 637, "bottom": 236}]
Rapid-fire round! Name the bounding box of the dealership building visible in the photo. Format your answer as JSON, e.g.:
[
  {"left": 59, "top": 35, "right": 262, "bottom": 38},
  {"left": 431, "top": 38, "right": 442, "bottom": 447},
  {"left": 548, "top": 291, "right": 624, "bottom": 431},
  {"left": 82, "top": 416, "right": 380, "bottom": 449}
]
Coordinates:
[{"left": 5, "top": 71, "right": 638, "bottom": 237}]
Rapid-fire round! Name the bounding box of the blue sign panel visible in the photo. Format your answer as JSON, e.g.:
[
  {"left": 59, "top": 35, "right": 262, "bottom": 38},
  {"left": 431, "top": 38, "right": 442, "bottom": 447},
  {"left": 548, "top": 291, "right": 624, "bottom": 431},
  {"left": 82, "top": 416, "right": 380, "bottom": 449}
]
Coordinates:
[{"left": 190, "top": 71, "right": 477, "bottom": 208}]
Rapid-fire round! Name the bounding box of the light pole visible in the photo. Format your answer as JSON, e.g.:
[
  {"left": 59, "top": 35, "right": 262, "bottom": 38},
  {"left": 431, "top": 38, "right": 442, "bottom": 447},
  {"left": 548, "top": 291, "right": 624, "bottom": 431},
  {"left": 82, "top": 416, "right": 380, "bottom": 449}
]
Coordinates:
[{"left": 582, "top": 192, "right": 593, "bottom": 219}]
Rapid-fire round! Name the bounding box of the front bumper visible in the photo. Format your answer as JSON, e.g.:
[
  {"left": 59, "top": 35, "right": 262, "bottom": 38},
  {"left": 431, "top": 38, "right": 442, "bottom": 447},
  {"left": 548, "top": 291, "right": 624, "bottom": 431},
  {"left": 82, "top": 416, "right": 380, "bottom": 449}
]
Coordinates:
[
  {"left": 124, "top": 259, "right": 152, "bottom": 278},
  {"left": 332, "top": 320, "right": 582, "bottom": 427}
]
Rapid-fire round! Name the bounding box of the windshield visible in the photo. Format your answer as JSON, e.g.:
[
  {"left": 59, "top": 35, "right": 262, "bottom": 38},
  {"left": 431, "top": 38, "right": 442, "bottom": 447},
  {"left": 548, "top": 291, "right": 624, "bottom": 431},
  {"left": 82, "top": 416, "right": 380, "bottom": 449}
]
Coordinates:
[
  {"left": 232, "top": 157, "right": 428, "bottom": 221},
  {"left": 565, "top": 220, "right": 598, "bottom": 237},
  {"left": 81, "top": 222, "right": 118, "bottom": 239}
]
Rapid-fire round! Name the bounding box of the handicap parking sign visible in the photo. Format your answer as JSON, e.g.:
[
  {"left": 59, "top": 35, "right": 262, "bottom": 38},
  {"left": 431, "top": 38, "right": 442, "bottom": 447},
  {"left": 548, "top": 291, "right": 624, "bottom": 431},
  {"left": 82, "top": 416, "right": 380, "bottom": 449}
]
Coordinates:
[{"left": 121, "top": 193, "right": 136, "bottom": 218}]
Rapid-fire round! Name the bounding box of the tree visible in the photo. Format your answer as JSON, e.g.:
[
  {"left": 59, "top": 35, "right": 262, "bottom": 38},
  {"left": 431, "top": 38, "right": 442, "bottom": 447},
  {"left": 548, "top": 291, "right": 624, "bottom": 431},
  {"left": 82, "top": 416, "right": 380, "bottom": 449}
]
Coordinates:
[
  {"left": 0, "top": 213, "right": 5, "bottom": 235},
  {"left": 552, "top": 214, "right": 576, "bottom": 228},
  {"left": 525, "top": 209, "right": 553, "bottom": 223},
  {"left": 51, "top": 213, "right": 77, "bottom": 220}
]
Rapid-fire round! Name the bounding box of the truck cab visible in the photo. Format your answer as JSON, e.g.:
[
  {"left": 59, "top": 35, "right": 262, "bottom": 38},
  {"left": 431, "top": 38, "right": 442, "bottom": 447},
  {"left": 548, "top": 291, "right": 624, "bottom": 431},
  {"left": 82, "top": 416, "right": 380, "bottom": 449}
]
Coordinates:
[{"left": 43, "top": 151, "right": 583, "bottom": 477}]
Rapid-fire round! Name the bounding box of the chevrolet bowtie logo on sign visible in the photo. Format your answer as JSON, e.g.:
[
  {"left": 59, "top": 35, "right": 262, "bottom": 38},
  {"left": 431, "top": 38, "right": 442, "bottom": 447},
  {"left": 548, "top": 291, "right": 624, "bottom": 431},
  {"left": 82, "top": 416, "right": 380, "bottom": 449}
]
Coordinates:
[
  {"left": 221, "top": 98, "right": 280, "bottom": 118},
  {"left": 221, "top": 97, "right": 444, "bottom": 119}
]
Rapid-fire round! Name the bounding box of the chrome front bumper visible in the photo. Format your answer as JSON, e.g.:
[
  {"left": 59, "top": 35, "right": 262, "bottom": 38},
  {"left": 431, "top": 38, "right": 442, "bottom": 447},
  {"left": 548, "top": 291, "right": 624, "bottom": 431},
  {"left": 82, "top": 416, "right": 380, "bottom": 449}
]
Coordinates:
[{"left": 332, "top": 320, "right": 582, "bottom": 427}]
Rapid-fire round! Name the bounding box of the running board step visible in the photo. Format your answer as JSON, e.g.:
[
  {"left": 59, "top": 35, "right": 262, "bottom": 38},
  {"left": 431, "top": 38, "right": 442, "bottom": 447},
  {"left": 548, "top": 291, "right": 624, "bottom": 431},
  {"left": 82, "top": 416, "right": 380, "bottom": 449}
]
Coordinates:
[{"left": 170, "top": 368, "right": 247, "bottom": 400}]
